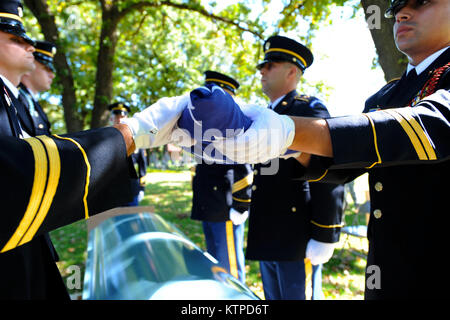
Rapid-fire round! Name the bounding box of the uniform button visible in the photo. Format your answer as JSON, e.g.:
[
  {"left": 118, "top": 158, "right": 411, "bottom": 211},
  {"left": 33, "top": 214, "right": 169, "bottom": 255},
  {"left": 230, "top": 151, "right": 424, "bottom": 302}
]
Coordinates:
[
  {"left": 252, "top": 185, "right": 257, "bottom": 191},
  {"left": 253, "top": 169, "right": 258, "bottom": 175},
  {"left": 213, "top": 186, "right": 217, "bottom": 191},
  {"left": 374, "top": 182, "right": 383, "bottom": 192},
  {"left": 373, "top": 209, "right": 382, "bottom": 219},
  {"left": 38, "top": 124, "right": 44, "bottom": 129},
  {"left": 291, "top": 207, "right": 296, "bottom": 212}
]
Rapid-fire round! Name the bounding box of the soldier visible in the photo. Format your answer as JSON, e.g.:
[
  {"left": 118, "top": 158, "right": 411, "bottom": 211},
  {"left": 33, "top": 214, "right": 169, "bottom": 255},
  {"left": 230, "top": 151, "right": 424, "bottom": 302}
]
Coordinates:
[
  {"left": 109, "top": 102, "right": 148, "bottom": 206},
  {"left": 18, "top": 40, "right": 56, "bottom": 136},
  {"left": 0, "top": 0, "right": 136, "bottom": 300},
  {"left": 245, "top": 35, "right": 344, "bottom": 300},
  {"left": 190, "top": 71, "right": 253, "bottom": 283},
  {"left": 213, "top": 0, "right": 450, "bottom": 299},
  {"left": 0, "top": 0, "right": 232, "bottom": 299}
]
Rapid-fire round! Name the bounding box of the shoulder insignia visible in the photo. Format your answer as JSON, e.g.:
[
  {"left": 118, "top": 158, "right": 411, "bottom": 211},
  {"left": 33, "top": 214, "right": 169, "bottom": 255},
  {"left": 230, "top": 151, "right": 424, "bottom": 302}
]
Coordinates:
[
  {"left": 295, "top": 94, "right": 324, "bottom": 109},
  {"left": 295, "top": 94, "right": 311, "bottom": 102}
]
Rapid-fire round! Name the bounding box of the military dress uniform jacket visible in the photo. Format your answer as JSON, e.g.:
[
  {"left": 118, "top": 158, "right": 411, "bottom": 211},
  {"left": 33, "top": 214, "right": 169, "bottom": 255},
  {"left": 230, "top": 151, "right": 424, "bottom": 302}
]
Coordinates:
[
  {"left": 17, "top": 84, "right": 52, "bottom": 136},
  {"left": 0, "top": 79, "right": 23, "bottom": 138},
  {"left": 191, "top": 163, "right": 253, "bottom": 222},
  {"left": 303, "top": 48, "right": 450, "bottom": 299},
  {"left": 0, "top": 78, "right": 134, "bottom": 299},
  {"left": 245, "top": 90, "right": 345, "bottom": 261}
]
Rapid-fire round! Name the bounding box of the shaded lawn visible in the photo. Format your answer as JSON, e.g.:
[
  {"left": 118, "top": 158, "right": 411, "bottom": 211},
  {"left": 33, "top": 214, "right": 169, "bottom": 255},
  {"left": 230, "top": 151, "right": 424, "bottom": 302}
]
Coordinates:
[{"left": 51, "top": 169, "right": 367, "bottom": 299}]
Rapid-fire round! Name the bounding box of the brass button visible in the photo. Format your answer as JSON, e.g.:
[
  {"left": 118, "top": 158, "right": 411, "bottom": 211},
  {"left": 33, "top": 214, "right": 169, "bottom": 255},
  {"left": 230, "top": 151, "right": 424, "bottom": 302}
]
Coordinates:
[
  {"left": 38, "top": 124, "right": 44, "bottom": 129},
  {"left": 374, "top": 182, "right": 383, "bottom": 192},
  {"left": 373, "top": 209, "right": 382, "bottom": 219},
  {"left": 213, "top": 186, "right": 217, "bottom": 191},
  {"left": 252, "top": 185, "right": 257, "bottom": 191},
  {"left": 291, "top": 207, "right": 296, "bottom": 213},
  {"left": 281, "top": 101, "right": 288, "bottom": 106},
  {"left": 253, "top": 169, "right": 258, "bottom": 175}
]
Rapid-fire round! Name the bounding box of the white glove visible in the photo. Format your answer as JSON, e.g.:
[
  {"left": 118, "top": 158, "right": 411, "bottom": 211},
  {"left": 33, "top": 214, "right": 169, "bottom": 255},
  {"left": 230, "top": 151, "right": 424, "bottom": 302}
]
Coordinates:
[
  {"left": 121, "top": 94, "right": 191, "bottom": 149},
  {"left": 229, "top": 208, "right": 249, "bottom": 225},
  {"left": 137, "top": 190, "right": 145, "bottom": 203},
  {"left": 212, "top": 104, "right": 296, "bottom": 164},
  {"left": 305, "top": 239, "right": 336, "bottom": 265}
]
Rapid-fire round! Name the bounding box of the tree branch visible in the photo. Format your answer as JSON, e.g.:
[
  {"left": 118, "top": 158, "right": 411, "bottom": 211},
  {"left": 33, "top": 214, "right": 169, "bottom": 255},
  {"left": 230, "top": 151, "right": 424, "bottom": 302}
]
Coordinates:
[{"left": 117, "top": 0, "right": 264, "bottom": 40}]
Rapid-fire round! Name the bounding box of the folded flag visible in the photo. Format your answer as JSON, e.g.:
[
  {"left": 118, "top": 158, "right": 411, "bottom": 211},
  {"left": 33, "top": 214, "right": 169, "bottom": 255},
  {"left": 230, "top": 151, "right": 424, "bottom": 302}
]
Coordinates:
[
  {"left": 178, "top": 84, "right": 251, "bottom": 141},
  {"left": 177, "top": 84, "right": 297, "bottom": 163}
]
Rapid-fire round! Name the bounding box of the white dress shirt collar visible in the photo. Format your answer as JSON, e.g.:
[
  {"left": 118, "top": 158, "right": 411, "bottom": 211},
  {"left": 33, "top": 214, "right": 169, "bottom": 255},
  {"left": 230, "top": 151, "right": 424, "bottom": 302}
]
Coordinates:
[
  {"left": 407, "top": 46, "right": 449, "bottom": 75},
  {"left": 0, "top": 74, "right": 19, "bottom": 99},
  {"left": 269, "top": 94, "right": 286, "bottom": 109}
]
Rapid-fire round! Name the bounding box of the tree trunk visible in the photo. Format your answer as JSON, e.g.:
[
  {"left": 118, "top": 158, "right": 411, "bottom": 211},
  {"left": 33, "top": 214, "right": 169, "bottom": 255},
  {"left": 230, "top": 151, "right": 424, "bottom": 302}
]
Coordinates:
[
  {"left": 24, "top": 0, "right": 83, "bottom": 133},
  {"left": 361, "top": 0, "right": 408, "bottom": 81},
  {"left": 90, "top": 4, "right": 120, "bottom": 129}
]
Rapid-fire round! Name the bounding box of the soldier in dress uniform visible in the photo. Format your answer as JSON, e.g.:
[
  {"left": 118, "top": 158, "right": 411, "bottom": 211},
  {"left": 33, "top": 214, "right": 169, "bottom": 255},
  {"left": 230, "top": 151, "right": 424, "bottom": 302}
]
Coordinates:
[
  {"left": 245, "top": 35, "right": 344, "bottom": 300},
  {"left": 190, "top": 71, "right": 253, "bottom": 283},
  {"left": 0, "top": 0, "right": 136, "bottom": 299},
  {"left": 215, "top": 0, "right": 450, "bottom": 299},
  {"left": 18, "top": 40, "right": 56, "bottom": 136},
  {"left": 109, "top": 102, "right": 148, "bottom": 206}
]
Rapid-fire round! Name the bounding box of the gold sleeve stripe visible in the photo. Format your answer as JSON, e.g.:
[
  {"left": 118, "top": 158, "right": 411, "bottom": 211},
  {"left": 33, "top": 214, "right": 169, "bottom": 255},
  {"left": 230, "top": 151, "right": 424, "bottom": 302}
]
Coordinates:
[
  {"left": 383, "top": 110, "right": 428, "bottom": 160},
  {"left": 310, "top": 220, "right": 344, "bottom": 229},
  {"left": 308, "top": 169, "right": 328, "bottom": 182},
  {"left": 391, "top": 108, "right": 436, "bottom": 160},
  {"left": 1, "top": 138, "right": 48, "bottom": 253},
  {"left": 232, "top": 174, "right": 253, "bottom": 193},
  {"left": 232, "top": 196, "right": 251, "bottom": 203},
  {"left": 363, "top": 114, "right": 382, "bottom": 169},
  {"left": 54, "top": 134, "right": 91, "bottom": 219},
  {"left": 225, "top": 221, "right": 239, "bottom": 279},
  {"left": 19, "top": 136, "right": 61, "bottom": 246}
]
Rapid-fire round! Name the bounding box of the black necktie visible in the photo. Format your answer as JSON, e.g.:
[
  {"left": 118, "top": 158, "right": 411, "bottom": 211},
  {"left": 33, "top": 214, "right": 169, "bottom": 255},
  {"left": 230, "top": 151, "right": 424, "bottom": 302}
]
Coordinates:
[{"left": 405, "top": 68, "right": 418, "bottom": 83}]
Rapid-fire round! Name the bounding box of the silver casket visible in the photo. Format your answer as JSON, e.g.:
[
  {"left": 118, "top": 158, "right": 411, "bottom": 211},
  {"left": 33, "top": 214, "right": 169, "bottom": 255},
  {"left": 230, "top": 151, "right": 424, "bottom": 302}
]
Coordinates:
[{"left": 82, "top": 207, "right": 258, "bottom": 300}]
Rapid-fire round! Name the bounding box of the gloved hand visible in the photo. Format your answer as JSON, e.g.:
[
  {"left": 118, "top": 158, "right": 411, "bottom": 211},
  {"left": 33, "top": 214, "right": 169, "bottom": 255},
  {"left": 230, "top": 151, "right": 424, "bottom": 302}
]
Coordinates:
[
  {"left": 212, "top": 104, "right": 296, "bottom": 164},
  {"left": 229, "top": 208, "right": 249, "bottom": 225},
  {"left": 137, "top": 190, "right": 145, "bottom": 203},
  {"left": 305, "top": 239, "right": 336, "bottom": 265},
  {"left": 120, "top": 94, "right": 192, "bottom": 149}
]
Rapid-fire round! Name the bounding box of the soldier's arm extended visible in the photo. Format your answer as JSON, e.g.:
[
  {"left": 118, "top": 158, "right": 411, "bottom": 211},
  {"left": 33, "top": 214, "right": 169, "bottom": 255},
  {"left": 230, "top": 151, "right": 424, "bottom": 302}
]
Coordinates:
[
  {"left": 290, "top": 88, "right": 450, "bottom": 183},
  {"left": 0, "top": 126, "right": 134, "bottom": 253}
]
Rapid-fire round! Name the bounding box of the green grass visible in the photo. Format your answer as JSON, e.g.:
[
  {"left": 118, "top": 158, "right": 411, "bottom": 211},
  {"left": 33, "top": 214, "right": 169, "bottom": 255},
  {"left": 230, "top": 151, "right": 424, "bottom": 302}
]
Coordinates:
[{"left": 51, "top": 169, "right": 368, "bottom": 299}]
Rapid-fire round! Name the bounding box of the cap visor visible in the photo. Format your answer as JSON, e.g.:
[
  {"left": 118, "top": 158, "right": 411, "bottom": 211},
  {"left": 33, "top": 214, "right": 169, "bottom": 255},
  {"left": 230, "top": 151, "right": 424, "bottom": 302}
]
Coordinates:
[{"left": 2, "top": 27, "right": 35, "bottom": 45}]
